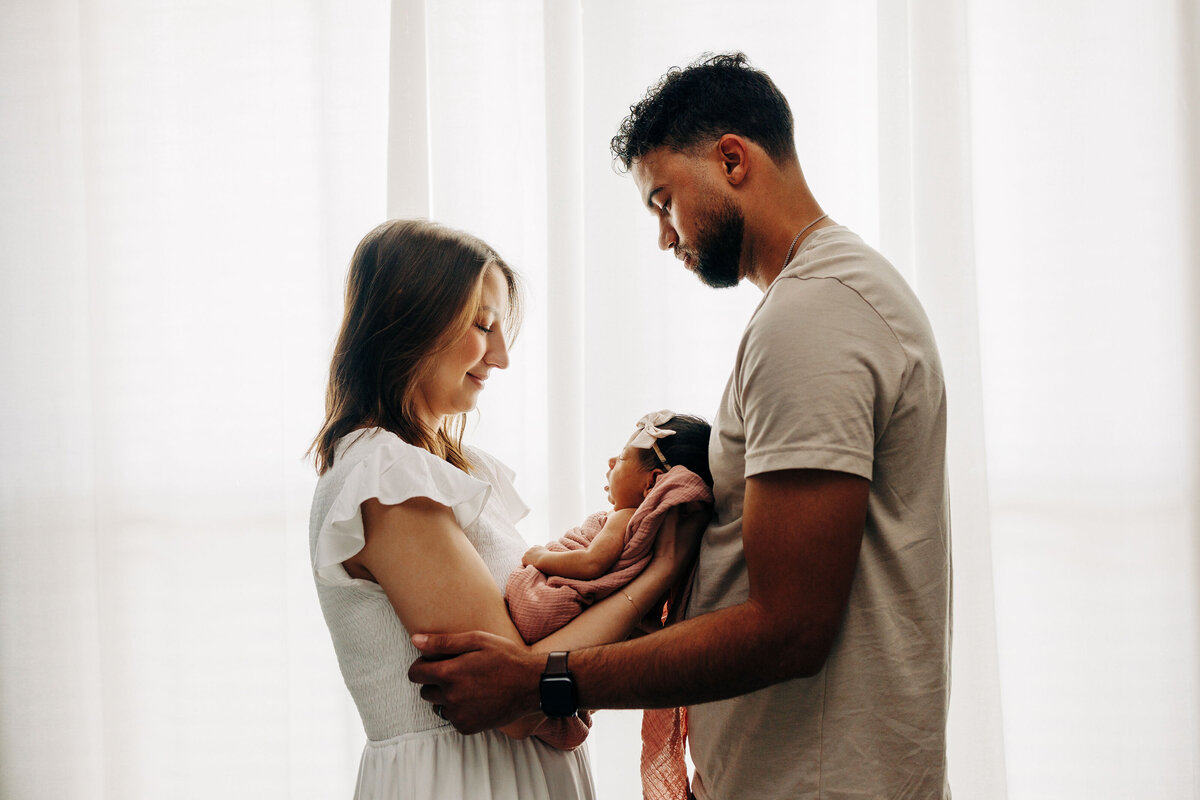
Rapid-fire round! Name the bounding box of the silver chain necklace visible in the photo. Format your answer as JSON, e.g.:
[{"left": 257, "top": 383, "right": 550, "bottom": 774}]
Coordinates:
[{"left": 783, "top": 214, "right": 829, "bottom": 269}]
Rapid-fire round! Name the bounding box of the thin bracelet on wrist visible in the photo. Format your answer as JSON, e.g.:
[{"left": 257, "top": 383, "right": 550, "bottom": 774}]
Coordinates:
[{"left": 621, "top": 589, "right": 640, "bottom": 616}]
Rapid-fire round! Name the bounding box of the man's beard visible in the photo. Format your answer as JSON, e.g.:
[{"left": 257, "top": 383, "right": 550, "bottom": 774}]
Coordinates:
[{"left": 690, "top": 194, "right": 745, "bottom": 289}]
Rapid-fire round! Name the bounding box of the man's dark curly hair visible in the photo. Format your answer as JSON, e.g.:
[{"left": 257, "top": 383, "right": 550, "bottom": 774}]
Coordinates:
[{"left": 610, "top": 52, "right": 796, "bottom": 172}]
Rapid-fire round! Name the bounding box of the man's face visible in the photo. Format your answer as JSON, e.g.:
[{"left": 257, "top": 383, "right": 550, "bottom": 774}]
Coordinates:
[{"left": 631, "top": 147, "right": 745, "bottom": 289}]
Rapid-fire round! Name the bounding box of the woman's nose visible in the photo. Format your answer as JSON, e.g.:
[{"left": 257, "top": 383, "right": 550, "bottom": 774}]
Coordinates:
[{"left": 486, "top": 333, "right": 509, "bottom": 369}]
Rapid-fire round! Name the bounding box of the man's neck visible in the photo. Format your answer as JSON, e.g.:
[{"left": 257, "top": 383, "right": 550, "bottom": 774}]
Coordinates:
[
  {"left": 737, "top": 160, "right": 827, "bottom": 291},
  {"left": 744, "top": 210, "right": 831, "bottom": 292}
]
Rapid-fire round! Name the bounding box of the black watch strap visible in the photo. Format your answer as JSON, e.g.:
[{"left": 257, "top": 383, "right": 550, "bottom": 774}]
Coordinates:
[
  {"left": 539, "top": 651, "right": 578, "bottom": 717},
  {"left": 544, "top": 651, "right": 569, "bottom": 676}
]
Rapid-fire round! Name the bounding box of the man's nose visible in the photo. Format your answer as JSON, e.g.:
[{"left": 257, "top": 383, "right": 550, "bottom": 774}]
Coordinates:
[{"left": 657, "top": 216, "right": 677, "bottom": 251}]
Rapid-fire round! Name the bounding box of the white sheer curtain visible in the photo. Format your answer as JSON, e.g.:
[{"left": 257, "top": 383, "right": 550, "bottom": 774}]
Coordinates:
[
  {"left": 0, "top": 1, "right": 390, "bottom": 796},
  {"left": 969, "top": 2, "right": 1199, "bottom": 797},
  {"left": 1, "top": 2, "right": 1195, "bottom": 799}
]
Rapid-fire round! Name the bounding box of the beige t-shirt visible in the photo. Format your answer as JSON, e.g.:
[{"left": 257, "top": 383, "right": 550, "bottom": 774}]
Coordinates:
[{"left": 687, "top": 226, "right": 951, "bottom": 799}]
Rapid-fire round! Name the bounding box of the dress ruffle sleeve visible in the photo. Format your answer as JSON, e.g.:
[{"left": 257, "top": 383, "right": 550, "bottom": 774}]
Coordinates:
[
  {"left": 466, "top": 446, "right": 529, "bottom": 525},
  {"left": 313, "top": 435, "right": 492, "bottom": 586}
]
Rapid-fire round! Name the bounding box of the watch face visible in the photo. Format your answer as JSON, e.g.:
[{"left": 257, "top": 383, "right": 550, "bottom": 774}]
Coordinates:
[{"left": 539, "top": 675, "right": 577, "bottom": 718}]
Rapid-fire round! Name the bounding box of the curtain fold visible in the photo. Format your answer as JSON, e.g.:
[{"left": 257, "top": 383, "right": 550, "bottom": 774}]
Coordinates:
[
  {"left": 387, "top": 0, "right": 430, "bottom": 219},
  {"left": 1183, "top": 0, "right": 1200, "bottom": 791},
  {"left": 897, "top": 1, "right": 1008, "bottom": 796},
  {"left": 541, "top": 0, "right": 587, "bottom": 531}
]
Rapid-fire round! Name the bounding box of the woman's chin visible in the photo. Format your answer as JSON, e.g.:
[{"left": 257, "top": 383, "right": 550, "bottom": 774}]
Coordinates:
[{"left": 454, "top": 390, "right": 482, "bottom": 413}]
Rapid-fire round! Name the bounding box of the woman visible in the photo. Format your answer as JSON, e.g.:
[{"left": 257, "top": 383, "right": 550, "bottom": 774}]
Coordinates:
[{"left": 308, "top": 219, "right": 696, "bottom": 799}]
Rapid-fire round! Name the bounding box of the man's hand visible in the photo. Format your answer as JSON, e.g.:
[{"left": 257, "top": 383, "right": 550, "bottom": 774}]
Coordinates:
[{"left": 408, "top": 630, "right": 543, "bottom": 734}]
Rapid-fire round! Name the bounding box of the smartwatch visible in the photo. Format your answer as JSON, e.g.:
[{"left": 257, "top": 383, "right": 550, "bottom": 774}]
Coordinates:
[{"left": 539, "top": 651, "right": 578, "bottom": 718}]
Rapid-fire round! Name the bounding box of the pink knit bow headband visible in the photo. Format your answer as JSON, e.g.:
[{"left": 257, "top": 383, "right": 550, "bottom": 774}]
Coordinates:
[{"left": 626, "top": 410, "right": 677, "bottom": 469}]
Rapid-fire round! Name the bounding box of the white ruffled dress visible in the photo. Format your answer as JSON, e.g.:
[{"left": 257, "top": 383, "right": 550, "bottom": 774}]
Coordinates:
[{"left": 309, "top": 427, "right": 595, "bottom": 800}]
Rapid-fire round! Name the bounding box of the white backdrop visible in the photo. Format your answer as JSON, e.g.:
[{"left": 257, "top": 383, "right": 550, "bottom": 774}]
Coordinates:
[{"left": 1, "top": 1, "right": 1196, "bottom": 799}]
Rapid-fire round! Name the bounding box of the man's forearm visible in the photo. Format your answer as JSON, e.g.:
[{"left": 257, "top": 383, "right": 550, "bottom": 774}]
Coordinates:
[{"left": 569, "top": 598, "right": 815, "bottom": 711}]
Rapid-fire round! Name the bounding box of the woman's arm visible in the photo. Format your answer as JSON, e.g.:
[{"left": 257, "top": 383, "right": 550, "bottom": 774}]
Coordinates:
[
  {"left": 348, "top": 495, "right": 703, "bottom": 737},
  {"left": 353, "top": 497, "right": 524, "bottom": 645},
  {"left": 352, "top": 496, "right": 543, "bottom": 738},
  {"left": 522, "top": 508, "right": 634, "bottom": 580}
]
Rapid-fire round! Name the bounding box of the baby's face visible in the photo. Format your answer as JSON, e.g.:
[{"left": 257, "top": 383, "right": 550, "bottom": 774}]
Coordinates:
[{"left": 604, "top": 445, "right": 655, "bottom": 510}]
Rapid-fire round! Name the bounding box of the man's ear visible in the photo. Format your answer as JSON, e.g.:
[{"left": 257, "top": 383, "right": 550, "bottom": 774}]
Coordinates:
[{"left": 716, "top": 134, "right": 750, "bottom": 185}]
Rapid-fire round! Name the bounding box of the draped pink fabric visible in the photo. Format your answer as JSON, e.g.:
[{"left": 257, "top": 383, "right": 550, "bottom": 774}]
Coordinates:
[
  {"left": 639, "top": 559, "right": 697, "bottom": 800},
  {"left": 641, "top": 705, "right": 689, "bottom": 800}
]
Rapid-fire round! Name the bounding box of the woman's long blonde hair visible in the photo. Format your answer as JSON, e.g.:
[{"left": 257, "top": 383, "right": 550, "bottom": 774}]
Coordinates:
[{"left": 310, "top": 219, "right": 520, "bottom": 474}]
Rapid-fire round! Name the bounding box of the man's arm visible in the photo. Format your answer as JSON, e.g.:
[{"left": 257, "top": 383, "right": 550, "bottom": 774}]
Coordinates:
[{"left": 409, "top": 468, "right": 867, "bottom": 731}]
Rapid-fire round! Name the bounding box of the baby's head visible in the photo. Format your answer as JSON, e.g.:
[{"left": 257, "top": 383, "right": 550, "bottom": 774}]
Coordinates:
[{"left": 605, "top": 411, "right": 713, "bottom": 510}]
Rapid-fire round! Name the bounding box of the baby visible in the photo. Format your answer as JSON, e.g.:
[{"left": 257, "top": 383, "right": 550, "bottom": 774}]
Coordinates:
[
  {"left": 506, "top": 410, "right": 713, "bottom": 645},
  {"left": 520, "top": 411, "right": 712, "bottom": 581}
]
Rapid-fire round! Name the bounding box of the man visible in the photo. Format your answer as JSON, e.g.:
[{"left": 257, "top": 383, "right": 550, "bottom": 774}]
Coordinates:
[{"left": 410, "top": 52, "right": 951, "bottom": 798}]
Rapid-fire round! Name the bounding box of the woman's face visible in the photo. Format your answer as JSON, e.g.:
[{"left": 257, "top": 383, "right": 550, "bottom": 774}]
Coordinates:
[
  {"left": 605, "top": 445, "right": 658, "bottom": 510},
  {"left": 413, "top": 265, "right": 510, "bottom": 431}
]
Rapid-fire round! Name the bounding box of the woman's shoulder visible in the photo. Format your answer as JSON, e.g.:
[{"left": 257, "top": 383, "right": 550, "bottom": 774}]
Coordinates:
[
  {"left": 330, "top": 427, "right": 443, "bottom": 474},
  {"left": 320, "top": 431, "right": 526, "bottom": 524},
  {"left": 320, "top": 428, "right": 489, "bottom": 504},
  {"left": 333, "top": 426, "right": 405, "bottom": 460}
]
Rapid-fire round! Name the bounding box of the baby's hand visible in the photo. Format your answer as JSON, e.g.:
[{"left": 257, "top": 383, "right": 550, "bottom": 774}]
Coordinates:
[{"left": 521, "top": 545, "right": 549, "bottom": 568}]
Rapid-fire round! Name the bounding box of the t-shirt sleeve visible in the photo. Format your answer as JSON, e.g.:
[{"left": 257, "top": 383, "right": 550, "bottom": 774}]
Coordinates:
[
  {"left": 740, "top": 276, "right": 906, "bottom": 481},
  {"left": 312, "top": 439, "right": 491, "bottom": 586}
]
